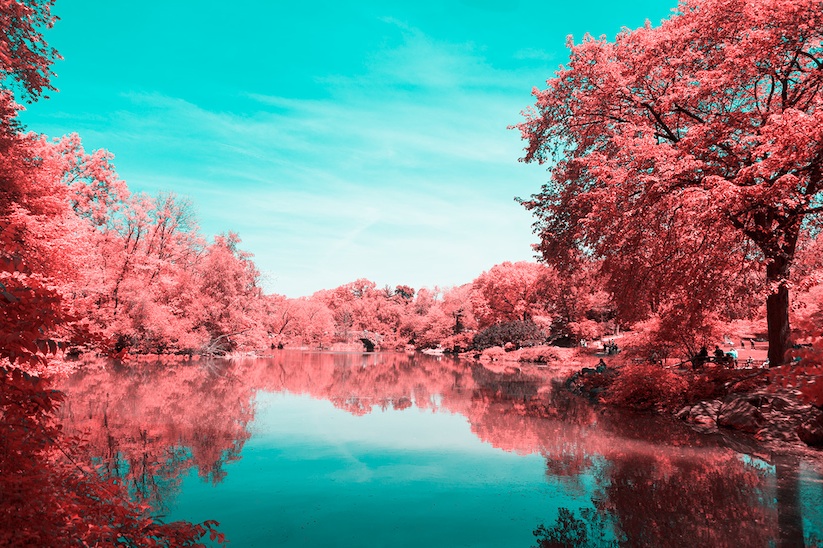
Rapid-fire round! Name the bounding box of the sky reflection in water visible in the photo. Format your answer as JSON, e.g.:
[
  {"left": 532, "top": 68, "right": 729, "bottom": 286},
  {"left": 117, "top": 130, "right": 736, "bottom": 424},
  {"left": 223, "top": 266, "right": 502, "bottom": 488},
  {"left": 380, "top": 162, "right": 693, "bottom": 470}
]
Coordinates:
[{"left": 56, "top": 352, "right": 823, "bottom": 547}]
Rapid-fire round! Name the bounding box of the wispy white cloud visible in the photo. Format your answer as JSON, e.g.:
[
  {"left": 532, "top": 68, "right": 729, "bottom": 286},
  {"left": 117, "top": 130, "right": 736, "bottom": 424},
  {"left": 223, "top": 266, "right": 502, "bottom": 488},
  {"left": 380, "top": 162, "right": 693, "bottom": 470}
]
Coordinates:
[{"left": 45, "top": 20, "right": 550, "bottom": 296}]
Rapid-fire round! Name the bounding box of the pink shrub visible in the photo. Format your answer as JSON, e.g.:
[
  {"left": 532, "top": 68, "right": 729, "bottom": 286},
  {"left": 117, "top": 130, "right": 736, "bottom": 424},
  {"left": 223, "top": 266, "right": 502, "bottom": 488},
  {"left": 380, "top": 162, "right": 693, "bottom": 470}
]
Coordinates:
[{"left": 604, "top": 363, "right": 689, "bottom": 412}]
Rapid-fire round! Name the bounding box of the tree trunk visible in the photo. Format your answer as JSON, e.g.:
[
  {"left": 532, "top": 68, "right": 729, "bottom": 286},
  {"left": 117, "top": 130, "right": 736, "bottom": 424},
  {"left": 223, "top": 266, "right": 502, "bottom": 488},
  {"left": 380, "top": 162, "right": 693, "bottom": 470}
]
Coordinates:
[{"left": 766, "top": 257, "right": 791, "bottom": 367}]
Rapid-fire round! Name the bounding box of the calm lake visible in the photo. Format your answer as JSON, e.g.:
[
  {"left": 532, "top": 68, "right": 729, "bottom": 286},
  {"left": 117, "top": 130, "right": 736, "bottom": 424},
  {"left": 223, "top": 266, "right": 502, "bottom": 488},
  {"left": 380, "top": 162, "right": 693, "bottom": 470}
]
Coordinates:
[{"left": 56, "top": 351, "right": 823, "bottom": 547}]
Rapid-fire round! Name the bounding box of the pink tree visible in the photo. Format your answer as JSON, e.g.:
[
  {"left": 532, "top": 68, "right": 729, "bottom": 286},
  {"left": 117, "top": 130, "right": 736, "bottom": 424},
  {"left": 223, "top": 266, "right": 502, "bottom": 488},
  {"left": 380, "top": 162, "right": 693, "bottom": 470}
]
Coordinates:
[
  {"left": 471, "top": 261, "right": 554, "bottom": 328},
  {"left": 192, "top": 232, "right": 262, "bottom": 354},
  {"left": 264, "top": 295, "right": 335, "bottom": 348},
  {"left": 441, "top": 284, "right": 478, "bottom": 333},
  {"left": 517, "top": 0, "right": 823, "bottom": 365},
  {"left": 0, "top": 0, "right": 58, "bottom": 102}
]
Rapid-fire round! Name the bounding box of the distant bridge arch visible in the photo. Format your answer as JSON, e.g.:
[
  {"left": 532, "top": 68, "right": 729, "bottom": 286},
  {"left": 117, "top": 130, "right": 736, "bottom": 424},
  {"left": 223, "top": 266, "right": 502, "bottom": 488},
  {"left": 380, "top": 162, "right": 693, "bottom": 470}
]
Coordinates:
[{"left": 359, "top": 330, "right": 382, "bottom": 352}]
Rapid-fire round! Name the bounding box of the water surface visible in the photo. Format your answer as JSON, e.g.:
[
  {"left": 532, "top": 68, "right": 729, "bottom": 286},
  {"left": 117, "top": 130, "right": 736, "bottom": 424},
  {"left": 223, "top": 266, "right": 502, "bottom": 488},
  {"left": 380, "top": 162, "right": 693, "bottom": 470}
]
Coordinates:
[{"left": 57, "top": 352, "right": 823, "bottom": 547}]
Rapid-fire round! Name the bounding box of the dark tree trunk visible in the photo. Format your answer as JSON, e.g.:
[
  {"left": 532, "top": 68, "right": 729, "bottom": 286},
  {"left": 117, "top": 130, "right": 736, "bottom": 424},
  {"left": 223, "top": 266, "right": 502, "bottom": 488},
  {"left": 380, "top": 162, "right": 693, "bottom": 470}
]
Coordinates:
[{"left": 766, "top": 257, "right": 791, "bottom": 367}]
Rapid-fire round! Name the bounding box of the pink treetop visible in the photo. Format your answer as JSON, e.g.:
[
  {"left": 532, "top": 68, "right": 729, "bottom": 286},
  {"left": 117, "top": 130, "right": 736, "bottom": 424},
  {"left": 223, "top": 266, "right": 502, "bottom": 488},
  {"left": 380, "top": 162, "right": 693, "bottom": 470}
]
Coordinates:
[
  {"left": 471, "top": 261, "right": 555, "bottom": 328},
  {"left": 0, "top": 0, "right": 58, "bottom": 102},
  {"left": 517, "top": 0, "right": 823, "bottom": 365}
]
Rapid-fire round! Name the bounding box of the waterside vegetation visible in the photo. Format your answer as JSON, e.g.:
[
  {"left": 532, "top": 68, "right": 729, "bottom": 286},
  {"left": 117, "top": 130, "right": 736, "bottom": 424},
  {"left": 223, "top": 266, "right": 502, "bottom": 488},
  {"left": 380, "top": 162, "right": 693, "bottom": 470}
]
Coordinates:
[{"left": 2, "top": 0, "right": 823, "bottom": 544}]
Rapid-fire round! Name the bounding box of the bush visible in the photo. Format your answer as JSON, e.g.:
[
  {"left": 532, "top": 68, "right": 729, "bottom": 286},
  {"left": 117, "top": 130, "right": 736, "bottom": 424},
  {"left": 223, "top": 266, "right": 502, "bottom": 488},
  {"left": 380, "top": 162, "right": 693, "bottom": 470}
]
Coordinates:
[
  {"left": 604, "top": 363, "right": 689, "bottom": 412},
  {"left": 517, "top": 346, "right": 561, "bottom": 363},
  {"left": 771, "top": 363, "right": 823, "bottom": 408},
  {"left": 479, "top": 346, "right": 507, "bottom": 361},
  {"left": 440, "top": 332, "right": 475, "bottom": 353},
  {"left": 473, "top": 320, "right": 545, "bottom": 350}
]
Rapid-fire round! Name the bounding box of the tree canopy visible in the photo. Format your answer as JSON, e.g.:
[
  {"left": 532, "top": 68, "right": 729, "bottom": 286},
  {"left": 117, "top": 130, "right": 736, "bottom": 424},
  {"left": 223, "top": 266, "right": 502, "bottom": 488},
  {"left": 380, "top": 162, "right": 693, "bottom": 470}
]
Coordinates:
[{"left": 516, "top": 0, "right": 823, "bottom": 366}]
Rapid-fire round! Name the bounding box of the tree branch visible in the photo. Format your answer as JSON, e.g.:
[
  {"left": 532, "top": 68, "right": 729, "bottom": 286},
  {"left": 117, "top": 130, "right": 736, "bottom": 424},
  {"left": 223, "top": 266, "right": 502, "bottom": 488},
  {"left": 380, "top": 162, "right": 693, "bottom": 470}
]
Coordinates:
[
  {"left": 798, "top": 50, "right": 823, "bottom": 70},
  {"left": 673, "top": 103, "right": 705, "bottom": 124},
  {"left": 642, "top": 102, "right": 679, "bottom": 143}
]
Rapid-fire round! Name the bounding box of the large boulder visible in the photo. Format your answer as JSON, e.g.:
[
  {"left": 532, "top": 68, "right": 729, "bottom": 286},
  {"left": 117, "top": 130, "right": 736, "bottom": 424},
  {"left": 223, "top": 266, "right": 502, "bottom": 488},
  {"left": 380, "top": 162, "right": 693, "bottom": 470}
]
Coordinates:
[
  {"left": 717, "top": 397, "right": 762, "bottom": 433},
  {"left": 688, "top": 400, "right": 722, "bottom": 429},
  {"left": 797, "top": 413, "right": 823, "bottom": 447}
]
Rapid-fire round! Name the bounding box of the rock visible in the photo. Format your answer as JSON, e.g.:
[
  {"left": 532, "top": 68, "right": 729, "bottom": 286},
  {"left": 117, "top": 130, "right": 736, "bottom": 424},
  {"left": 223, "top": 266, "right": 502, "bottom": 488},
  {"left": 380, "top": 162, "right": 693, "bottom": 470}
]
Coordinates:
[
  {"left": 717, "top": 397, "right": 762, "bottom": 433},
  {"left": 675, "top": 406, "right": 691, "bottom": 420},
  {"left": 743, "top": 394, "right": 767, "bottom": 408},
  {"left": 797, "top": 414, "right": 823, "bottom": 447},
  {"left": 689, "top": 400, "right": 721, "bottom": 428},
  {"left": 769, "top": 395, "right": 796, "bottom": 412}
]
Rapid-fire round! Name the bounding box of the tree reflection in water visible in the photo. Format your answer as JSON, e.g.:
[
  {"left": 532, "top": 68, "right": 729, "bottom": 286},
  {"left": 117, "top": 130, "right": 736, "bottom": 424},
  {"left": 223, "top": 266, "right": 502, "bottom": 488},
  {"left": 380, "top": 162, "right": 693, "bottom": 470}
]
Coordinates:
[
  {"left": 56, "top": 352, "right": 819, "bottom": 546},
  {"left": 58, "top": 360, "right": 253, "bottom": 514}
]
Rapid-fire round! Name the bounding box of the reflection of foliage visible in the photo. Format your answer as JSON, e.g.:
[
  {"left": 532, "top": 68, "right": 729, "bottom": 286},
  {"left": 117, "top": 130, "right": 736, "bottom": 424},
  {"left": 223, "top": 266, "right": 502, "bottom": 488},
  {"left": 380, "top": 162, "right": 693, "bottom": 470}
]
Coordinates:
[
  {"left": 473, "top": 320, "right": 545, "bottom": 350},
  {"left": 58, "top": 359, "right": 254, "bottom": 513},
  {"left": 53, "top": 351, "right": 797, "bottom": 548},
  {"left": 597, "top": 453, "right": 770, "bottom": 547},
  {"left": 0, "top": 367, "right": 223, "bottom": 546},
  {"left": 533, "top": 507, "right": 616, "bottom": 548},
  {"left": 535, "top": 452, "right": 773, "bottom": 548}
]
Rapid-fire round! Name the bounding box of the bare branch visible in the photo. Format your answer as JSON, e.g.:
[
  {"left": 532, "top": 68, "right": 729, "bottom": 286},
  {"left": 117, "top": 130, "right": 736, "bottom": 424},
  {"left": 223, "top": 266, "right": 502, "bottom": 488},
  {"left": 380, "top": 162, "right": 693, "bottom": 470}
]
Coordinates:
[{"left": 642, "top": 103, "right": 679, "bottom": 143}]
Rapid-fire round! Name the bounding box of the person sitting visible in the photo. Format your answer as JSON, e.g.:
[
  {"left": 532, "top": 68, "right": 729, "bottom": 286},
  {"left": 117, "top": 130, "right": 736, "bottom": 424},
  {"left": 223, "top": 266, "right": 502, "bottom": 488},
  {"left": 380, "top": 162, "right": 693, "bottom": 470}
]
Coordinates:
[
  {"left": 713, "top": 345, "right": 725, "bottom": 360},
  {"left": 694, "top": 346, "right": 709, "bottom": 369}
]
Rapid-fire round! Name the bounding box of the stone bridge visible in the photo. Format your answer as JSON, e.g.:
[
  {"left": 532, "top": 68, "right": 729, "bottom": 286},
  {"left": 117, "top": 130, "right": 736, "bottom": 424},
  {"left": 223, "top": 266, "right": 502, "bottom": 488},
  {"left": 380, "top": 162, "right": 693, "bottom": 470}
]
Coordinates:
[{"left": 359, "top": 330, "right": 383, "bottom": 352}]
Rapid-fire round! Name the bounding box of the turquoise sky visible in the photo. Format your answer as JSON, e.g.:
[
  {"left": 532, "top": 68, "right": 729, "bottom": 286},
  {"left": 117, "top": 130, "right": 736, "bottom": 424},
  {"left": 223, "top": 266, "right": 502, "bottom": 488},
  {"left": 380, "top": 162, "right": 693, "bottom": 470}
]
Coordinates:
[{"left": 21, "top": 0, "right": 675, "bottom": 297}]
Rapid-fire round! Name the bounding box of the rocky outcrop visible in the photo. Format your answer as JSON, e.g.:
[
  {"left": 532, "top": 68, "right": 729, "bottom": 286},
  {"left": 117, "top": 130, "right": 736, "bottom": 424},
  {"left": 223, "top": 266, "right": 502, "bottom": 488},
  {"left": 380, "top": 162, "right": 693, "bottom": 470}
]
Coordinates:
[
  {"left": 677, "top": 389, "right": 823, "bottom": 448},
  {"left": 677, "top": 400, "right": 722, "bottom": 431},
  {"left": 797, "top": 415, "right": 823, "bottom": 447},
  {"left": 716, "top": 398, "right": 761, "bottom": 433}
]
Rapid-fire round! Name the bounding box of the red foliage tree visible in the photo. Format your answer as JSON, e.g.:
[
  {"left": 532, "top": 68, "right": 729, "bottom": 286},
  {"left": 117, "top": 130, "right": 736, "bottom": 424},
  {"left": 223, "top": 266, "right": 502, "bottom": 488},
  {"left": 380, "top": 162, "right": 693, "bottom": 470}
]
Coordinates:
[
  {"left": 263, "top": 294, "right": 335, "bottom": 348},
  {"left": 0, "top": 2, "right": 222, "bottom": 543},
  {"left": 471, "top": 261, "right": 554, "bottom": 328},
  {"left": 517, "top": 0, "right": 823, "bottom": 365},
  {"left": 191, "top": 232, "right": 263, "bottom": 354},
  {"left": 0, "top": 0, "right": 58, "bottom": 102},
  {"left": 0, "top": 136, "right": 71, "bottom": 367}
]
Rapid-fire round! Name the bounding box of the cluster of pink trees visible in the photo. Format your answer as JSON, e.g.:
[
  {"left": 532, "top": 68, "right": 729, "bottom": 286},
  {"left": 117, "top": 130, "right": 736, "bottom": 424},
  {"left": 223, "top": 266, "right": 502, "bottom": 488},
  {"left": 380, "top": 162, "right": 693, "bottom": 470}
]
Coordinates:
[
  {"left": 516, "top": 0, "right": 823, "bottom": 366},
  {"left": 0, "top": 2, "right": 227, "bottom": 544},
  {"left": 6, "top": 128, "right": 618, "bottom": 359},
  {"left": 258, "top": 261, "right": 614, "bottom": 352},
  {"left": 17, "top": 136, "right": 264, "bottom": 357},
  {"left": 3, "top": 117, "right": 264, "bottom": 359}
]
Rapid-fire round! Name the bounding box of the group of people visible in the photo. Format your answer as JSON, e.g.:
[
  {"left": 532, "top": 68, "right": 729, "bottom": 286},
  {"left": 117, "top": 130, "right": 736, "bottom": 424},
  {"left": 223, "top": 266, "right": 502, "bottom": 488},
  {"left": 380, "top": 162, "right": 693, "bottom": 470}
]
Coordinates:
[
  {"left": 693, "top": 344, "right": 746, "bottom": 369},
  {"left": 715, "top": 345, "right": 738, "bottom": 367}
]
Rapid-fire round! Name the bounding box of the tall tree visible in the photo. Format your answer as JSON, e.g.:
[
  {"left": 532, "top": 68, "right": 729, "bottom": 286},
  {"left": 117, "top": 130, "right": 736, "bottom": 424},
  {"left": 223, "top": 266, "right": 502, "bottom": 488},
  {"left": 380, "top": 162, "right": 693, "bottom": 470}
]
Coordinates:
[
  {"left": 193, "top": 232, "right": 262, "bottom": 354},
  {"left": 517, "top": 0, "right": 823, "bottom": 365},
  {"left": 470, "top": 261, "right": 554, "bottom": 328},
  {"left": 0, "top": 0, "right": 58, "bottom": 103}
]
